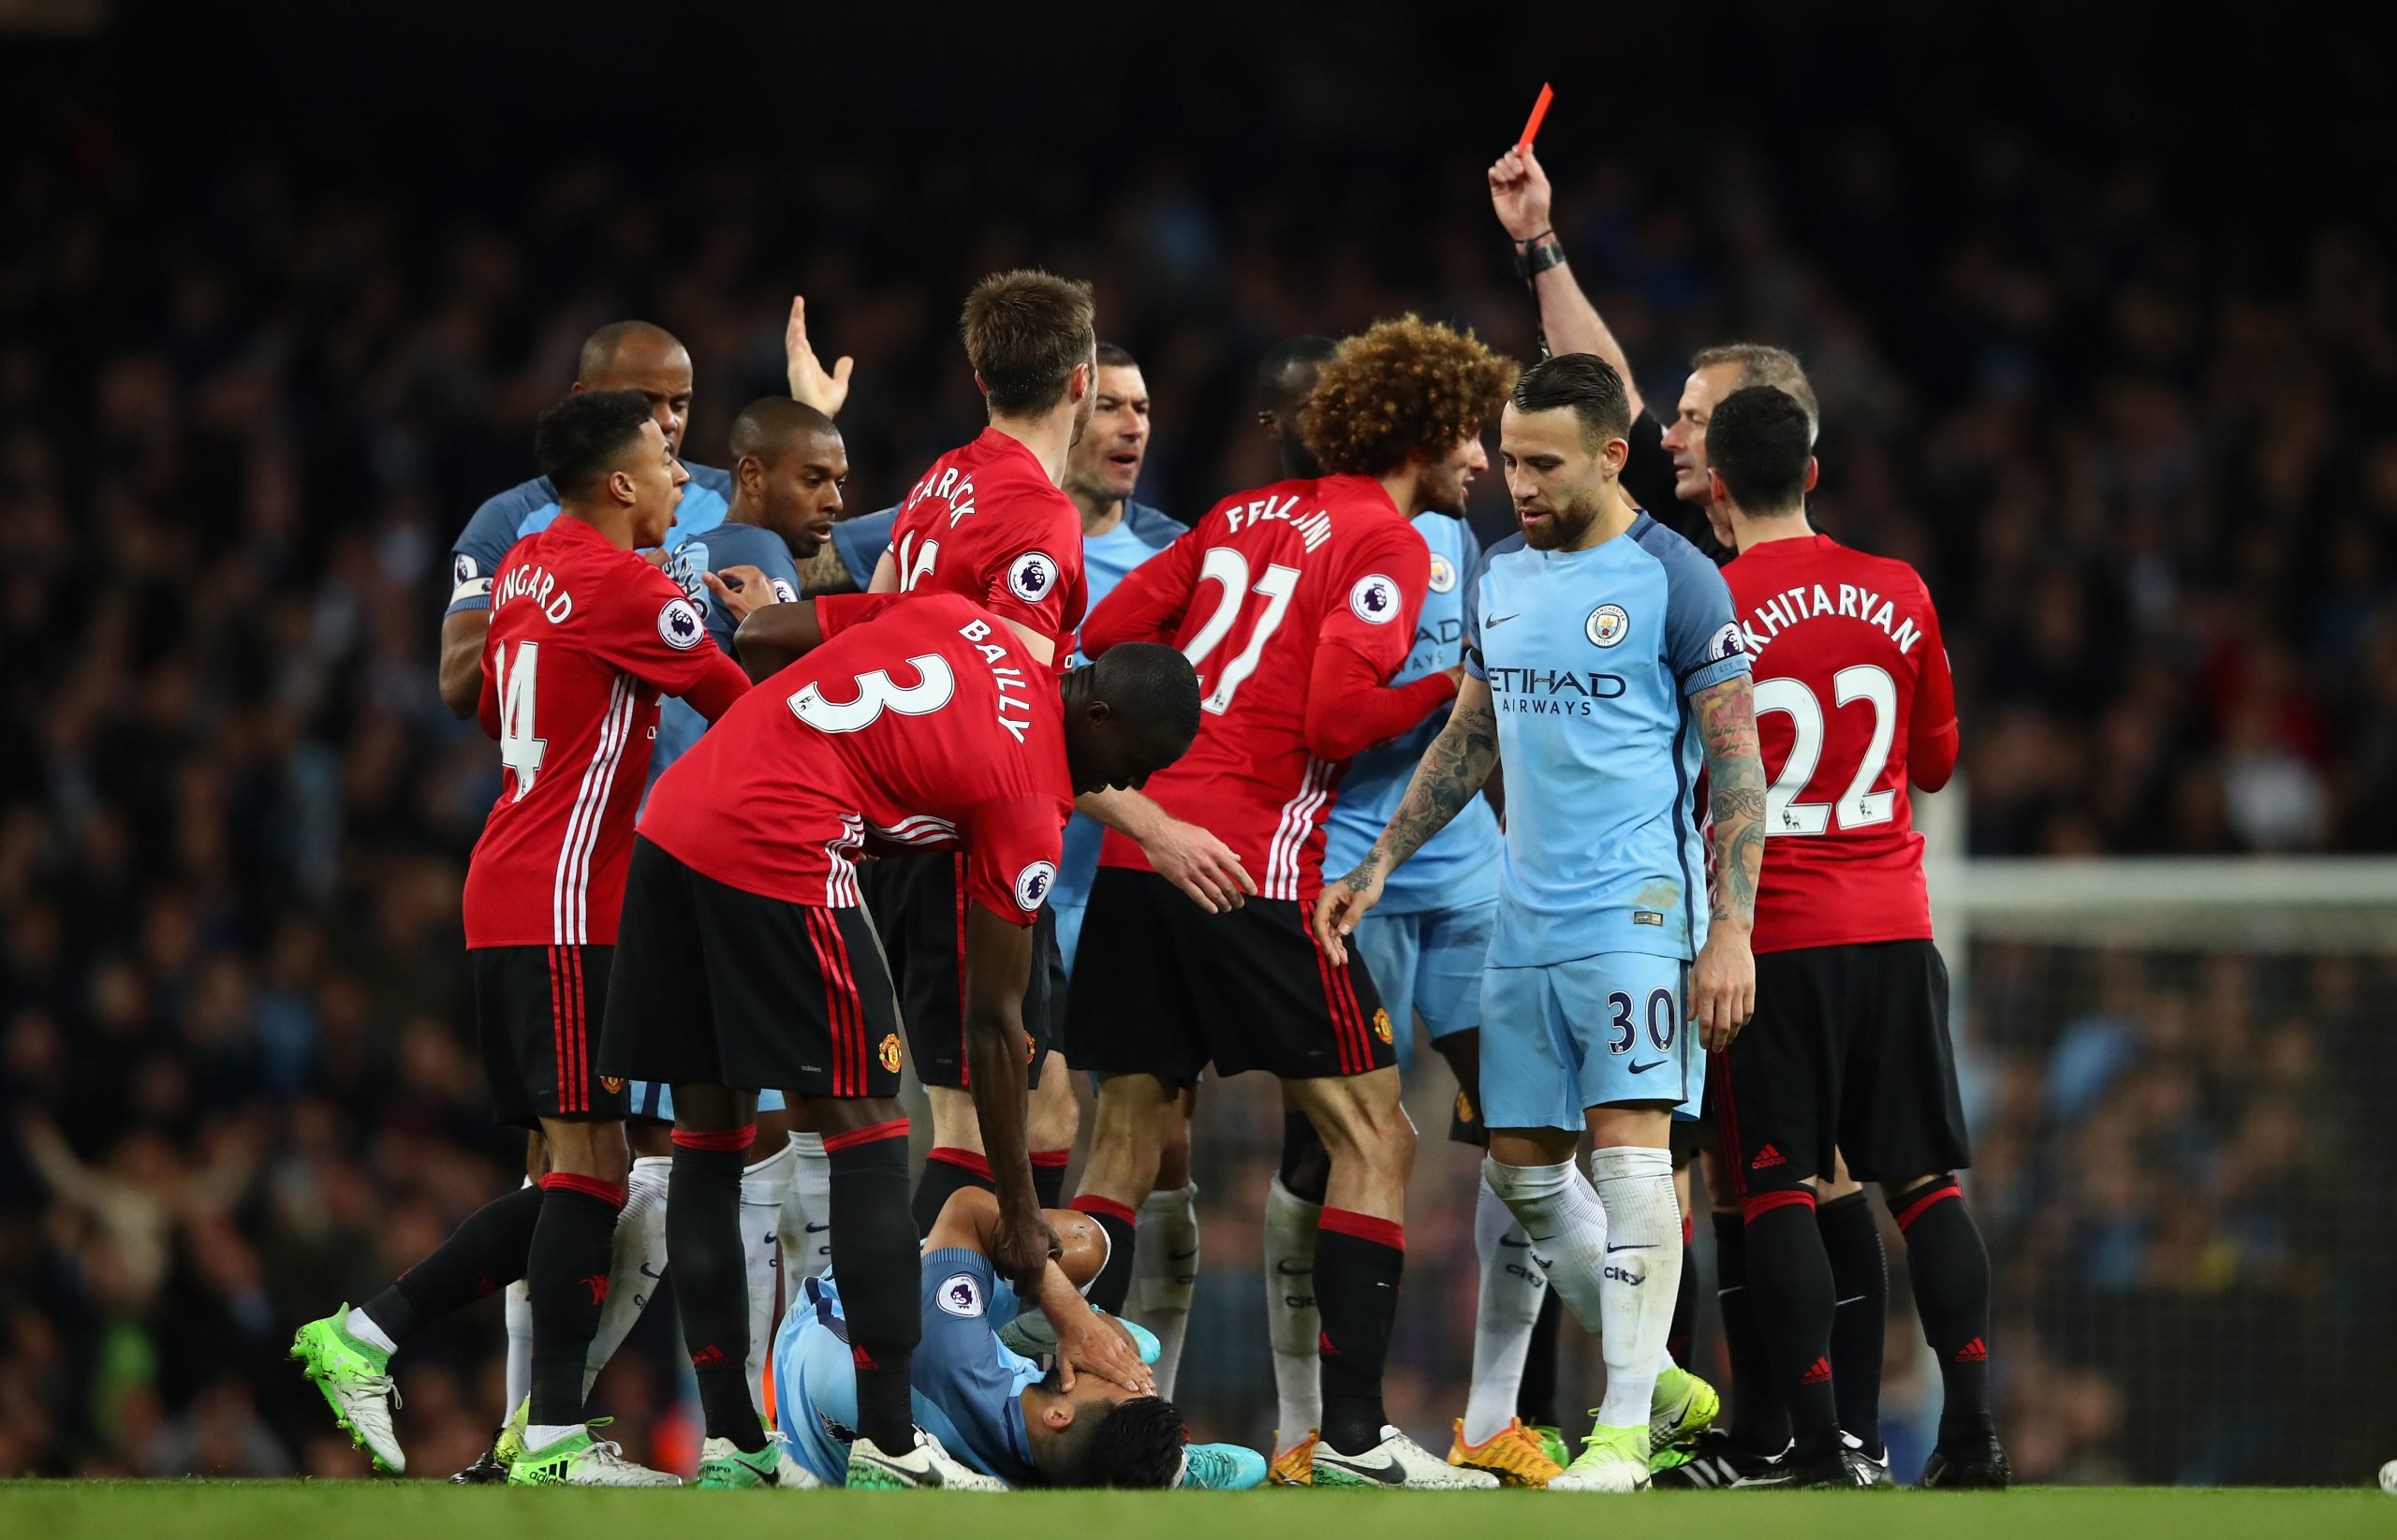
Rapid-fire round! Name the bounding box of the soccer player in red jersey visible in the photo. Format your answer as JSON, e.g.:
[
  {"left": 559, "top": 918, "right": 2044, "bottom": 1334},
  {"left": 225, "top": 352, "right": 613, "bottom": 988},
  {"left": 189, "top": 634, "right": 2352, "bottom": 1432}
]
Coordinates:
[
  {"left": 598, "top": 592, "right": 1198, "bottom": 1489},
  {"left": 1706, "top": 385, "right": 2007, "bottom": 1489},
  {"left": 846, "top": 272, "right": 1249, "bottom": 1233},
  {"left": 1063, "top": 316, "right": 1517, "bottom": 1489},
  {"left": 290, "top": 390, "right": 758, "bottom": 1485}
]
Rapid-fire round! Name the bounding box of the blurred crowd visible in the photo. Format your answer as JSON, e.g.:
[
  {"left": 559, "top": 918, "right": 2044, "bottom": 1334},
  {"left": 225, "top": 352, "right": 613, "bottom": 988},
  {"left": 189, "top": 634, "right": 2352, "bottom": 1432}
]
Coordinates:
[{"left": 0, "top": 10, "right": 2391, "bottom": 1481}]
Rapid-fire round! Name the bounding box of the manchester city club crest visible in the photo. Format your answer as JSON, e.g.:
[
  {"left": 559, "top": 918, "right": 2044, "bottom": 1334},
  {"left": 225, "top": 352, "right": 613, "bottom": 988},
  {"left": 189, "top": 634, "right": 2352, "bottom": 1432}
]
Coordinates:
[
  {"left": 1585, "top": 603, "right": 1629, "bottom": 648},
  {"left": 1427, "top": 553, "right": 1456, "bottom": 594}
]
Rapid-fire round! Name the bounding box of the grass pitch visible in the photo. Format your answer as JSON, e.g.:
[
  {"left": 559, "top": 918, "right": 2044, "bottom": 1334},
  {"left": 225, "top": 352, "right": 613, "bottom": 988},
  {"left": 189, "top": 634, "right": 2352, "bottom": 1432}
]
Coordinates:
[{"left": 2, "top": 1482, "right": 2390, "bottom": 1540}]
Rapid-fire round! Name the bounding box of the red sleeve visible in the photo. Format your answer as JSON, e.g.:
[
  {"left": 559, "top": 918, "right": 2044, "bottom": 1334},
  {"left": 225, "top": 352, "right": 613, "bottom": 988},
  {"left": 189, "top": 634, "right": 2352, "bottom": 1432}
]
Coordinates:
[
  {"left": 814, "top": 592, "right": 902, "bottom": 641},
  {"left": 596, "top": 568, "right": 752, "bottom": 719},
  {"left": 1082, "top": 522, "right": 1203, "bottom": 654},
  {"left": 959, "top": 794, "right": 1069, "bottom": 926},
  {"left": 975, "top": 495, "right": 1081, "bottom": 641},
  {"left": 1304, "top": 644, "right": 1459, "bottom": 761},
  {"left": 1908, "top": 577, "right": 1958, "bottom": 792},
  {"left": 1316, "top": 523, "right": 1432, "bottom": 678}
]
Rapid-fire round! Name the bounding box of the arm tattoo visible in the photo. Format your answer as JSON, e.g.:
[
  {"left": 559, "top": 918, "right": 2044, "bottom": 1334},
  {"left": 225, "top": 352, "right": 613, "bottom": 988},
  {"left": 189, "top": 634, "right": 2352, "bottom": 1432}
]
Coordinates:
[
  {"left": 1357, "top": 692, "right": 1498, "bottom": 887},
  {"left": 796, "top": 541, "right": 858, "bottom": 596},
  {"left": 1694, "top": 674, "right": 1765, "bottom": 928}
]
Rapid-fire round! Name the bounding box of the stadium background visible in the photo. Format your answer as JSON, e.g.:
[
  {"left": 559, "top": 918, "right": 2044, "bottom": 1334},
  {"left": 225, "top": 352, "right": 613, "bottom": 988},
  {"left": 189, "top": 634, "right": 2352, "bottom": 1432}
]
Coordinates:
[{"left": 0, "top": 0, "right": 2391, "bottom": 1489}]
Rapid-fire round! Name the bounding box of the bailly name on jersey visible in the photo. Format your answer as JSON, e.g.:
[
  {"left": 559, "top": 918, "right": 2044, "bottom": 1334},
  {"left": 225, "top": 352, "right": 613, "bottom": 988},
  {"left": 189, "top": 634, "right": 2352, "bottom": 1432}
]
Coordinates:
[
  {"left": 493, "top": 562, "right": 576, "bottom": 624},
  {"left": 961, "top": 618, "right": 1039, "bottom": 743},
  {"left": 1220, "top": 492, "right": 1332, "bottom": 551},
  {"left": 1740, "top": 581, "right": 1923, "bottom": 656},
  {"left": 1486, "top": 665, "right": 1625, "bottom": 716}
]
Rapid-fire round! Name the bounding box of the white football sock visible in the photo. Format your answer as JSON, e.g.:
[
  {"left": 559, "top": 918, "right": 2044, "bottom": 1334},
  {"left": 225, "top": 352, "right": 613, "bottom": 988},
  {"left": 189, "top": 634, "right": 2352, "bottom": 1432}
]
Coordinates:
[
  {"left": 741, "top": 1140, "right": 793, "bottom": 1414},
  {"left": 1262, "top": 1174, "right": 1322, "bottom": 1445},
  {"left": 524, "top": 1422, "right": 581, "bottom": 1449},
  {"left": 500, "top": 1282, "right": 530, "bottom": 1415},
  {"left": 346, "top": 1304, "right": 398, "bottom": 1357},
  {"left": 1587, "top": 1146, "right": 1683, "bottom": 1429},
  {"left": 782, "top": 1131, "right": 831, "bottom": 1280},
  {"left": 582, "top": 1154, "right": 669, "bottom": 1398},
  {"left": 1461, "top": 1176, "right": 1547, "bottom": 1445},
  {"left": 1131, "top": 1181, "right": 1199, "bottom": 1398},
  {"left": 1482, "top": 1157, "right": 1607, "bottom": 1336}
]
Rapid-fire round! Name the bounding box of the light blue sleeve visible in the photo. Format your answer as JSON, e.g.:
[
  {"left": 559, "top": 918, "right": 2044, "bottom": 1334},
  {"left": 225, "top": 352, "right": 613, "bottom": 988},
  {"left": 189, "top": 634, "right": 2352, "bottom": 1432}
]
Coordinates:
[
  {"left": 1463, "top": 533, "right": 1521, "bottom": 682},
  {"left": 832, "top": 508, "right": 898, "bottom": 591},
  {"left": 446, "top": 478, "right": 552, "bottom": 615},
  {"left": 1647, "top": 526, "right": 1751, "bottom": 695}
]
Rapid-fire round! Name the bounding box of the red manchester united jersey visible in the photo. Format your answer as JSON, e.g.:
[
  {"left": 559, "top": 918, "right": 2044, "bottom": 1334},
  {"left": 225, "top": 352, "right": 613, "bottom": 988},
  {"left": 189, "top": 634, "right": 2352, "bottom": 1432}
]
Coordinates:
[
  {"left": 639, "top": 592, "right": 1074, "bottom": 923},
  {"left": 885, "top": 428, "right": 1086, "bottom": 659},
  {"left": 1726, "top": 534, "right": 1958, "bottom": 953},
  {"left": 1088, "top": 474, "right": 1430, "bottom": 902},
  {"left": 463, "top": 516, "right": 751, "bottom": 948}
]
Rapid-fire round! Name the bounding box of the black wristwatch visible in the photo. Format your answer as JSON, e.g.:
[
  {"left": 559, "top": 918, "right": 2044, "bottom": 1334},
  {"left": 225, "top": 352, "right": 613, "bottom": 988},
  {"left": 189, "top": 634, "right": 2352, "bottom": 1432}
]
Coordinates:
[{"left": 1512, "top": 231, "right": 1566, "bottom": 280}]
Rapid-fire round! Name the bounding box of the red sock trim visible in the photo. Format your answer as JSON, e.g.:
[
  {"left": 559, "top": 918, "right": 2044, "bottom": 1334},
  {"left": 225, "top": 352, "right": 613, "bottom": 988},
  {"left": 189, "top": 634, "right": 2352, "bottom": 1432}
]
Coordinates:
[
  {"left": 1070, "top": 1194, "right": 1138, "bottom": 1225},
  {"left": 1319, "top": 1206, "right": 1405, "bottom": 1251},
  {"left": 928, "top": 1146, "right": 994, "bottom": 1179},
  {"left": 1742, "top": 1188, "right": 1817, "bottom": 1224},
  {"left": 538, "top": 1171, "right": 626, "bottom": 1208},
  {"left": 1683, "top": 1211, "right": 1696, "bottom": 1246},
  {"left": 1893, "top": 1181, "right": 1962, "bottom": 1233},
  {"left": 824, "top": 1118, "right": 910, "bottom": 1153},
  {"left": 1030, "top": 1149, "right": 1072, "bottom": 1168},
  {"left": 671, "top": 1123, "right": 757, "bottom": 1153}
]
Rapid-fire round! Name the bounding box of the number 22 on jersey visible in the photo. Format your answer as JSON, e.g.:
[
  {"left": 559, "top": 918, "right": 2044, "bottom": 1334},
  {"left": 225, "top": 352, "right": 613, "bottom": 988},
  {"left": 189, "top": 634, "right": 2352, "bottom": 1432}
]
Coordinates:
[
  {"left": 1754, "top": 665, "right": 1896, "bottom": 836},
  {"left": 494, "top": 640, "right": 546, "bottom": 799},
  {"left": 1183, "top": 547, "right": 1299, "bottom": 714}
]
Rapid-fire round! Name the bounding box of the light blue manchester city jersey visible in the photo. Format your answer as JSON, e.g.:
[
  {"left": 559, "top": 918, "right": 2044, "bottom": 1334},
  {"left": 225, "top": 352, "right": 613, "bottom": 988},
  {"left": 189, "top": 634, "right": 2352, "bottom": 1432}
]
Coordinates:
[
  {"left": 1463, "top": 513, "right": 1749, "bottom": 967},
  {"left": 1323, "top": 513, "right": 1503, "bottom": 915}
]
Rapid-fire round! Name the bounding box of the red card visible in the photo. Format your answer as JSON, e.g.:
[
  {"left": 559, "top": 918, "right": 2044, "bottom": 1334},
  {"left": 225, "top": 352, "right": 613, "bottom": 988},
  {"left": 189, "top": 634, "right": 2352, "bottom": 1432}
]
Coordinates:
[{"left": 1518, "top": 82, "right": 1553, "bottom": 154}]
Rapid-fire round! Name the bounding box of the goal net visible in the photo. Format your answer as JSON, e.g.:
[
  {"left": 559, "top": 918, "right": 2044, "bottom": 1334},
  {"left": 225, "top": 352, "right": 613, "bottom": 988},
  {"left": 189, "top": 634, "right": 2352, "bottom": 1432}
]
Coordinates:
[{"left": 1930, "top": 854, "right": 2397, "bottom": 1486}]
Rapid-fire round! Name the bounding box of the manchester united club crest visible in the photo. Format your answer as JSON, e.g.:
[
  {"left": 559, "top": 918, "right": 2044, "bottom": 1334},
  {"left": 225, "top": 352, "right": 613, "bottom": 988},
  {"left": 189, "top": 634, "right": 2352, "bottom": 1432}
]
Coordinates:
[
  {"left": 1373, "top": 1006, "right": 1394, "bottom": 1044},
  {"left": 601, "top": 1076, "right": 625, "bottom": 1093},
  {"left": 879, "top": 1034, "right": 903, "bottom": 1073},
  {"left": 1585, "top": 603, "right": 1629, "bottom": 648}
]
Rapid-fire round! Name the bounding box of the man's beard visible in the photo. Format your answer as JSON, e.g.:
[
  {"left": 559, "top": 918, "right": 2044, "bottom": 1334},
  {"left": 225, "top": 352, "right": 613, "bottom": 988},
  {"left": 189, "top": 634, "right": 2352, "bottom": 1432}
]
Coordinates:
[{"left": 1522, "top": 490, "right": 1604, "bottom": 549}]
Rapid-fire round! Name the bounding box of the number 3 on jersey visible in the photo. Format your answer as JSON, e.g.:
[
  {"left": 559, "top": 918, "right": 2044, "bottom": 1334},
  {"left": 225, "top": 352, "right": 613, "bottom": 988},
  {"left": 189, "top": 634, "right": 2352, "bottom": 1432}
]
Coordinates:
[
  {"left": 494, "top": 640, "right": 546, "bottom": 799},
  {"left": 1755, "top": 665, "right": 1896, "bottom": 836},
  {"left": 1183, "top": 547, "right": 1300, "bottom": 714},
  {"left": 788, "top": 655, "right": 957, "bottom": 732}
]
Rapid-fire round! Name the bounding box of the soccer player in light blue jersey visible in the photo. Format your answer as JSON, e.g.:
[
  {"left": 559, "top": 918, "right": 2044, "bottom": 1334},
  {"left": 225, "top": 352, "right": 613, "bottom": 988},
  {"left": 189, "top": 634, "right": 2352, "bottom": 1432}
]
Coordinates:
[{"left": 1317, "top": 353, "right": 1768, "bottom": 1493}]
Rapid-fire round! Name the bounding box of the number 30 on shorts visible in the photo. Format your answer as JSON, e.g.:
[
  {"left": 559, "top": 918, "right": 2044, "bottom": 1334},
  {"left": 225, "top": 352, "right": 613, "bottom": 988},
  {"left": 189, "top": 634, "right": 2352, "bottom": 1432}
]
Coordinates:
[{"left": 1607, "top": 989, "right": 1675, "bottom": 1056}]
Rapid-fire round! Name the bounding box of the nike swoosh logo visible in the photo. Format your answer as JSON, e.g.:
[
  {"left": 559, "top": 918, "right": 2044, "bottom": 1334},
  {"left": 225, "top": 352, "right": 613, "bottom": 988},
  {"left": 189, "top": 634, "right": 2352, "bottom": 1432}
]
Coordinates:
[
  {"left": 1606, "top": 1241, "right": 1655, "bottom": 1254},
  {"left": 1486, "top": 613, "right": 1520, "bottom": 626},
  {"left": 805, "top": 1224, "right": 831, "bottom": 1234},
  {"left": 1498, "top": 1236, "right": 1532, "bottom": 1249},
  {"left": 1167, "top": 1247, "right": 1198, "bottom": 1261},
  {"left": 1318, "top": 1455, "right": 1407, "bottom": 1485},
  {"left": 1629, "top": 1058, "right": 1668, "bottom": 1074},
  {"left": 1274, "top": 1261, "right": 1312, "bottom": 1276},
  {"left": 639, "top": 1264, "right": 665, "bottom": 1281}
]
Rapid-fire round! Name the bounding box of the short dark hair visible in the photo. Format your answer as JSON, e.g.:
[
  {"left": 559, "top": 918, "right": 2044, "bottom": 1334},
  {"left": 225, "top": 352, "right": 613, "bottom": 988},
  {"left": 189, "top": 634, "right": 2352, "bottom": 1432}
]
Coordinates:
[
  {"left": 728, "top": 397, "right": 839, "bottom": 464},
  {"left": 1057, "top": 1395, "right": 1186, "bottom": 1489},
  {"left": 535, "top": 389, "right": 654, "bottom": 500},
  {"left": 1257, "top": 334, "right": 1338, "bottom": 413},
  {"left": 577, "top": 320, "right": 684, "bottom": 383},
  {"left": 1510, "top": 353, "right": 1632, "bottom": 449},
  {"left": 1705, "top": 385, "right": 1814, "bottom": 513},
  {"left": 1089, "top": 642, "right": 1200, "bottom": 748},
  {"left": 1095, "top": 342, "right": 1140, "bottom": 371},
  {"left": 963, "top": 270, "right": 1097, "bottom": 417}
]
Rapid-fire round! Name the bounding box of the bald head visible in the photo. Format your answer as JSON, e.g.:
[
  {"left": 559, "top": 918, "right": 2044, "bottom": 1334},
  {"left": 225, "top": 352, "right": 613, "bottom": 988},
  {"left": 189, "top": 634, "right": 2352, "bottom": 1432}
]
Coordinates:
[{"left": 572, "top": 321, "right": 694, "bottom": 455}]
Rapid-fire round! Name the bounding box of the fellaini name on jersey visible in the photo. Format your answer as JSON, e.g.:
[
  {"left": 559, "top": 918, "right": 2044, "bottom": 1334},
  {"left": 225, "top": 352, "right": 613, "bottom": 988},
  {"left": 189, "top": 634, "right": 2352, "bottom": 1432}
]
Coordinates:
[
  {"left": 493, "top": 563, "right": 575, "bottom": 624},
  {"left": 1487, "top": 665, "right": 1626, "bottom": 717},
  {"left": 1741, "top": 581, "right": 1921, "bottom": 655},
  {"left": 1220, "top": 492, "right": 1332, "bottom": 550}
]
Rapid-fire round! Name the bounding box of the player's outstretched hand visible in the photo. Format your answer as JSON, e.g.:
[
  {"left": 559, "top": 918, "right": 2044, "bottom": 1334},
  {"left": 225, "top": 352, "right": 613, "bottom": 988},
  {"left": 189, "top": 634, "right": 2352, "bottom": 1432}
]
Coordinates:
[
  {"left": 992, "top": 1204, "right": 1065, "bottom": 1299},
  {"left": 785, "top": 295, "right": 855, "bottom": 418},
  {"left": 702, "top": 565, "right": 778, "bottom": 624},
  {"left": 1141, "top": 817, "right": 1256, "bottom": 915},
  {"left": 1052, "top": 1309, "right": 1155, "bottom": 1398},
  {"left": 1311, "top": 856, "right": 1388, "bottom": 967},
  {"left": 1488, "top": 146, "right": 1554, "bottom": 242},
  {"left": 1688, "top": 928, "right": 1756, "bottom": 1051}
]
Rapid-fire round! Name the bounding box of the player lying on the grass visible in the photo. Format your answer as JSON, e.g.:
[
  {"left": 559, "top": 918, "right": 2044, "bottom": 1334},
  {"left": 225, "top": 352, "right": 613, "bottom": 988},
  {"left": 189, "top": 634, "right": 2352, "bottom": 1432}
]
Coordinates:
[
  {"left": 602, "top": 590, "right": 1201, "bottom": 1489},
  {"left": 776, "top": 1189, "right": 1262, "bottom": 1489}
]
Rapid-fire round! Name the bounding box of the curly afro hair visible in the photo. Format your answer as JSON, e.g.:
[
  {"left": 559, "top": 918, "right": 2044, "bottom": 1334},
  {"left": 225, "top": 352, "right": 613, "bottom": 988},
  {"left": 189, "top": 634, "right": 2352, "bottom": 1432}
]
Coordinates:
[{"left": 1299, "top": 315, "right": 1518, "bottom": 477}]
